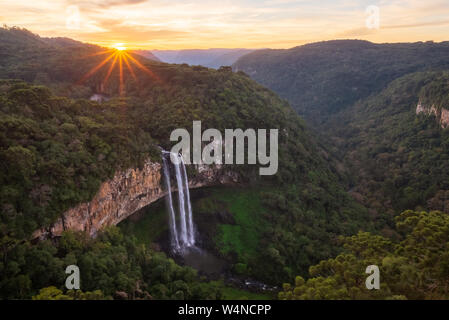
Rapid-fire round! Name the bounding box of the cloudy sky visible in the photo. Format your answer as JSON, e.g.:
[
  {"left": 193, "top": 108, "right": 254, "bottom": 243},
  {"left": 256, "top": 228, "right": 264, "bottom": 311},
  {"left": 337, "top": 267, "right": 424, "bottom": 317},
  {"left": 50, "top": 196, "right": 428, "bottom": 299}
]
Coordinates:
[{"left": 0, "top": 0, "right": 448, "bottom": 49}]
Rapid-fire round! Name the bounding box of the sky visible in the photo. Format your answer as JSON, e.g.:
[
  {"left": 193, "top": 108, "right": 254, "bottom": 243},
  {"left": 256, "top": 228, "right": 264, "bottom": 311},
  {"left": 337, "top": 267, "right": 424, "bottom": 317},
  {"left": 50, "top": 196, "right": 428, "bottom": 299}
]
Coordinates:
[{"left": 0, "top": 0, "right": 448, "bottom": 49}]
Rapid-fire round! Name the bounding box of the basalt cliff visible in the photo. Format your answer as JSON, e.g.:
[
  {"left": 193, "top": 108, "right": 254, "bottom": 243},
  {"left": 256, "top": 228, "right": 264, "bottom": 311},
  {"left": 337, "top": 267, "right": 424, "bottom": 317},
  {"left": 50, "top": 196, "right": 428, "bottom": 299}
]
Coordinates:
[
  {"left": 33, "top": 159, "right": 239, "bottom": 239},
  {"left": 416, "top": 101, "right": 449, "bottom": 129}
]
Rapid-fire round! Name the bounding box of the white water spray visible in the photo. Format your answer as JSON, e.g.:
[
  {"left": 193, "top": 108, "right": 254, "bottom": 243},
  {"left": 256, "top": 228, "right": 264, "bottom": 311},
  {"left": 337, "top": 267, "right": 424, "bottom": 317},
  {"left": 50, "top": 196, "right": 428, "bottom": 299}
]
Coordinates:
[
  {"left": 162, "top": 151, "right": 196, "bottom": 251},
  {"left": 162, "top": 155, "right": 180, "bottom": 250},
  {"left": 181, "top": 156, "right": 195, "bottom": 246}
]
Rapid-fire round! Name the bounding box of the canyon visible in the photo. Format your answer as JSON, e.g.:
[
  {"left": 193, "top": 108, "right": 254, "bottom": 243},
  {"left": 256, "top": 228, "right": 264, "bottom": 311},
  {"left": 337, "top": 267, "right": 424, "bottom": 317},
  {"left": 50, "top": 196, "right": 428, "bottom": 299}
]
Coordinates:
[{"left": 32, "top": 158, "right": 239, "bottom": 239}]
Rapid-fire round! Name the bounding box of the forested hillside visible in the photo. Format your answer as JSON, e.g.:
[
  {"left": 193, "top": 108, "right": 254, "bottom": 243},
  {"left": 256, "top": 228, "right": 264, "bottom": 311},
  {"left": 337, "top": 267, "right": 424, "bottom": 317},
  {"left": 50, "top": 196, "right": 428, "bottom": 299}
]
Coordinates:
[
  {"left": 234, "top": 39, "right": 449, "bottom": 299},
  {"left": 233, "top": 40, "right": 449, "bottom": 123},
  {"left": 234, "top": 39, "right": 449, "bottom": 222},
  {"left": 325, "top": 72, "right": 449, "bottom": 217},
  {"left": 0, "top": 26, "right": 163, "bottom": 98}
]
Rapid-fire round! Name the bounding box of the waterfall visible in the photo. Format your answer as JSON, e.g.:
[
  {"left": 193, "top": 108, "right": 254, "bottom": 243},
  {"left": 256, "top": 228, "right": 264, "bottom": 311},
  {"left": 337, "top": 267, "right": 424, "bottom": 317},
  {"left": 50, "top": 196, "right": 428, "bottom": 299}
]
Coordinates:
[
  {"left": 173, "top": 157, "right": 189, "bottom": 246},
  {"left": 181, "top": 156, "right": 195, "bottom": 246},
  {"left": 162, "top": 155, "right": 180, "bottom": 251},
  {"left": 162, "top": 151, "right": 196, "bottom": 251}
]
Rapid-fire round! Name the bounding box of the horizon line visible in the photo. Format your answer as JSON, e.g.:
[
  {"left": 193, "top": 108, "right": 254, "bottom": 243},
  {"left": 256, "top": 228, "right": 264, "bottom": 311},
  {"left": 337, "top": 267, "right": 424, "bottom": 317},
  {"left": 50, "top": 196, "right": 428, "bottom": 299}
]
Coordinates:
[{"left": 3, "top": 25, "right": 448, "bottom": 52}]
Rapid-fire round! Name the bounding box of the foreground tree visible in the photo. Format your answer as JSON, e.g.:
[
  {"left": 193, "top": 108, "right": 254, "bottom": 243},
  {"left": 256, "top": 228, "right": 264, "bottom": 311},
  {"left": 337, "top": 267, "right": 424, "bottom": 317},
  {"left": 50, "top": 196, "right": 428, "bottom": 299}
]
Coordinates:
[{"left": 280, "top": 210, "right": 449, "bottom": 300}]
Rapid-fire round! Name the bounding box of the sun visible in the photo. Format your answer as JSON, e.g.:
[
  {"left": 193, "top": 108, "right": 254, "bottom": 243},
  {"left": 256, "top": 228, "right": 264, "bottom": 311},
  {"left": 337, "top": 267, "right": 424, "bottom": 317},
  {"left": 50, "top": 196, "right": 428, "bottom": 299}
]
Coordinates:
[
  {"left": 113, "top": 43, "right": 127, "bottom": 51},
  {"left": 78, "top": 44, "right": 160, "bottom": 97}
]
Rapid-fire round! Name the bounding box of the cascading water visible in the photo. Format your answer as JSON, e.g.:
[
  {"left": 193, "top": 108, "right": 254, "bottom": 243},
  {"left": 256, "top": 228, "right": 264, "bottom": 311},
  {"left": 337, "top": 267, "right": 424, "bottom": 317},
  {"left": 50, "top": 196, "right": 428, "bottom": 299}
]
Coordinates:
[
  {"left": 162, "top": 151, "right": 196, "bottom": 252},
  {"left": 162, "top": 154, "right": 180, "bottom": 251},
  {"left": 181, "top": 157, "right": 195, "bottom": 246}
]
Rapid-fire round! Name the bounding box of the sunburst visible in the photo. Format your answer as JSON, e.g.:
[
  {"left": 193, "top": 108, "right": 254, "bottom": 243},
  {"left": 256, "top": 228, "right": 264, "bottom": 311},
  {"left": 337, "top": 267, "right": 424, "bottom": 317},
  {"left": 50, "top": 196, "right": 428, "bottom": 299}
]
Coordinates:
[
  {"left": 113, "top": 43, "right": 127, "bottom": 51},
  {"left": 78, "top": 45, "right": 159, "bottom": 96}
]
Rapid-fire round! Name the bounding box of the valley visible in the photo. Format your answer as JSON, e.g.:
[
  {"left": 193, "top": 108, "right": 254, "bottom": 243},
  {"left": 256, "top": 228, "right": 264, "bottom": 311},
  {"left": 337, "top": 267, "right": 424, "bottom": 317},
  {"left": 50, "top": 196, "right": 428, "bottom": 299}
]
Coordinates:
[
  {"left": 148, "top": 49, "right": 255, "bottom": 69},
  {"left": 118, "top": 186, "right": 277, "bottom": 299},
  {"left": 0, "top": 26, "right": 448, "bottom": 300}
]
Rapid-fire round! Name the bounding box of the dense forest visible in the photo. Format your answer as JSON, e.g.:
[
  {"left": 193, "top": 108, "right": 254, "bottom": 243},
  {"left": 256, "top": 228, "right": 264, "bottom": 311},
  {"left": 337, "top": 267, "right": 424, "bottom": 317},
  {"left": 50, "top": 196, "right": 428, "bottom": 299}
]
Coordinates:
[
  {"left": 1, "top": 26, "right": 449, "bottom": 300},
  {"left": 233, "top": 40, "right": 449, "bottom": 123},
  {"left": 325, "top": 72, "right": 449, "bottom": 218},
  {"left": 150, "top": 49, "right": 254, "bottom": 69},
  {"left": 279, "top": 210, "right": 449, "bottom": 300},
  {"left": 234, "top": 39, "right": 449, "bottom": 299},
  {"left": 234, "top": 39, "right": 449, "bottom": 221},
  {"left": 2, "top": 226, "right": 223, "bottom": 299}
]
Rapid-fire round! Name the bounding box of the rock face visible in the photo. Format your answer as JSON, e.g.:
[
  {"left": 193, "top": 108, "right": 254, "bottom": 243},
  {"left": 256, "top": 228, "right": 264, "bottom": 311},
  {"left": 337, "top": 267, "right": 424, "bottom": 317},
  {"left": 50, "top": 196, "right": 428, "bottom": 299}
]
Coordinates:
[
  {"left": 33, "top": 159, "right": 239, "bottom": 239},
  {"left": 416, "top": 101, "right": 449, "bottom": 129},
  {"left": 441, "top": 108, "right": 449, "bottom": 128}
]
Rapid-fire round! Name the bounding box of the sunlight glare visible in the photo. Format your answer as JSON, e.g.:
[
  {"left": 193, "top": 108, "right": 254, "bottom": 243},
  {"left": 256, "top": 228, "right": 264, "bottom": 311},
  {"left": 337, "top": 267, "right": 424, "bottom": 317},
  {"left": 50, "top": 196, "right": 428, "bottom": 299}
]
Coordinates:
[
  {"left": 113, "top": 43, "right": 127, "bottom": 51},
  {"left": 78, "top": 45, "right": 160, "bottom": 96}
]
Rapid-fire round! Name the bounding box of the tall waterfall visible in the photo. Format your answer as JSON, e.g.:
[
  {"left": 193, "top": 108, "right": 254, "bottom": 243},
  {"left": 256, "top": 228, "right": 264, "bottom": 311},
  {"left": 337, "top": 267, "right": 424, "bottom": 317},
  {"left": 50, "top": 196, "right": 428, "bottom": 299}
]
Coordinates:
[{"left": 162, "top": 151, "right": 196, "bottom": 251}]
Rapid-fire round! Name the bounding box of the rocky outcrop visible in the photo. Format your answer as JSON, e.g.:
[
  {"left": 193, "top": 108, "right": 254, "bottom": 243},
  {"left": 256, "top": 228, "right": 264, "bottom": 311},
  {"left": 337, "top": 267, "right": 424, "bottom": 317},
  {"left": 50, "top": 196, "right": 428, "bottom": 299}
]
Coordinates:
[
  {"left": 33, "top": 159, "right": 239, "bottom": 239},
  {"left": 416, "top": 101, "right": 449, "bottom": 128},
  {"left": 441, "top": 108, "right": 449, "bottom": 128}
]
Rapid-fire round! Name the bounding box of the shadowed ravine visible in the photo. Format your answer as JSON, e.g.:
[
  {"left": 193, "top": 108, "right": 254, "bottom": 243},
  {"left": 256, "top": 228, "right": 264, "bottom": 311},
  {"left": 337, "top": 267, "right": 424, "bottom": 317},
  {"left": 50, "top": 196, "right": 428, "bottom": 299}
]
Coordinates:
[{"left": 119, "top": 186, "right": 278, "bottom": 295}]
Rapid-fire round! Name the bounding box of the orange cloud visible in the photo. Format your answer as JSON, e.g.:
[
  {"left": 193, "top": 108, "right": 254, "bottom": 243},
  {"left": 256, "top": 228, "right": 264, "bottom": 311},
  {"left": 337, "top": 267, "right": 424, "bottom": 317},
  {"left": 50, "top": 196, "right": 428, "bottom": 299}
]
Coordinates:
[{"left": 0, "top": 0, "right": 447, "bottom": 49}]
